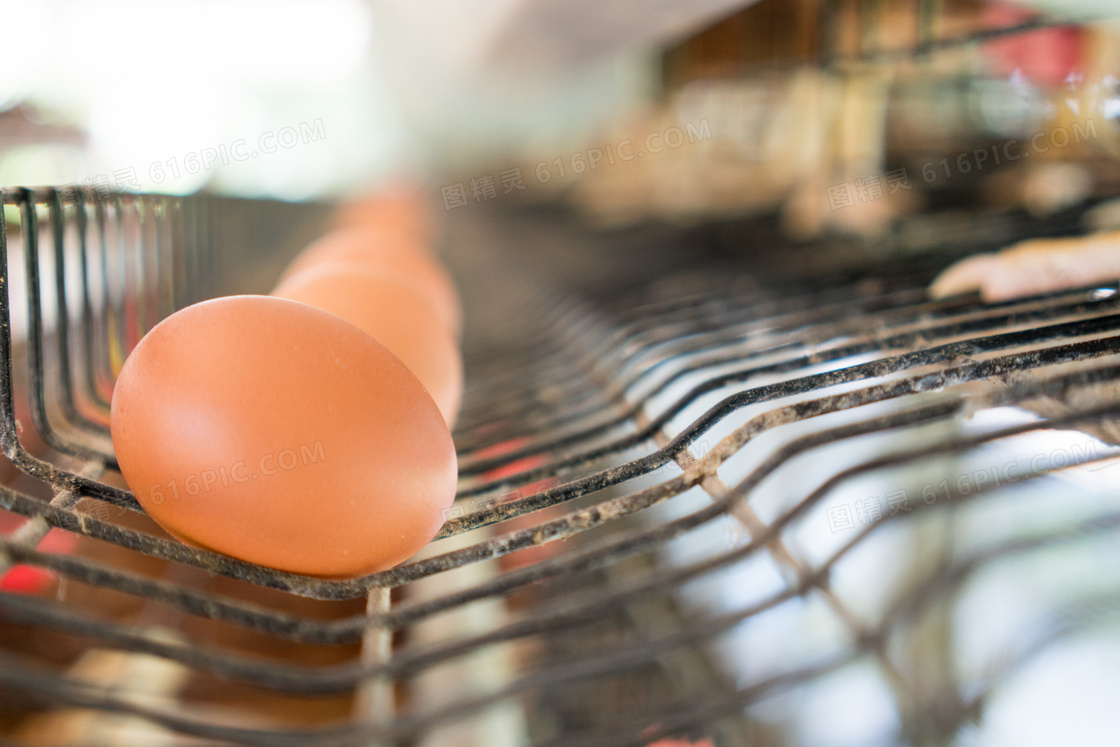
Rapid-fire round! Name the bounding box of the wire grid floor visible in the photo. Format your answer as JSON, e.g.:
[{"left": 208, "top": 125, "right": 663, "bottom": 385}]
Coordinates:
[{"left": 1, "top": 188, "right": 1120, "bottom": 745}]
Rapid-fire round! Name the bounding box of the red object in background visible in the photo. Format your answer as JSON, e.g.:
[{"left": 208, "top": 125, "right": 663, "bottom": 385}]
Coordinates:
[
  {"left": 0, "top": 514, "right": 77, "bottom": 594},
  {"left": 474, "top": 436, "right": 563, "bottom": 571},
  {"left": 639, "top": 721, "right": 715, "bottom": 746},
  {"left": 981, "top": 3, "right": 1083, "bottom": 88}
]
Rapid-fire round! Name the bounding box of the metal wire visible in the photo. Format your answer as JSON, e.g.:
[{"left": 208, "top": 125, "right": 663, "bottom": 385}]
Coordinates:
[{"left": 2, "top": 186, "right": 1120, "bottom": 744}]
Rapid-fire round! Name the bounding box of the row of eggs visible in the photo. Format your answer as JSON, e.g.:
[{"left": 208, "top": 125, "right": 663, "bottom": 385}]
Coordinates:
[{"left": 109, "top": 189, "right": 462, "bottom": 578}]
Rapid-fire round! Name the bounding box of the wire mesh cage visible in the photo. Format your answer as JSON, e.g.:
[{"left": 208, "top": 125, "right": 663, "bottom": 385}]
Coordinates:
[{"left": 2, "top": 185, "right": 1120, "bottom": 745}]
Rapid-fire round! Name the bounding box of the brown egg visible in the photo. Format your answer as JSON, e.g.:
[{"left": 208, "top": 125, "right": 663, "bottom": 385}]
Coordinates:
[
  {"left": 281, "top": 228, "right": 461, "bottom": 337},
  {"left": 273, "top": 267, "right": 463, "bottom": 427},
  {"left": 109, "top": 295, "right": 457, "bottom": 578},
  {"left": 330, "top": 185, "right": 433, "bottom": 242}
]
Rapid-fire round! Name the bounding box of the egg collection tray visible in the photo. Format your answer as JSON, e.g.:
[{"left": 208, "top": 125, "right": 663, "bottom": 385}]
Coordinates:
[{"left": 2, "top": 187, "right": 1120, "bottom": 745}]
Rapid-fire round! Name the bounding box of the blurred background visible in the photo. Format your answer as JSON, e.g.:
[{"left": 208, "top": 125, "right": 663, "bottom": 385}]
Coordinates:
[
  {"left": 0, "top": 0, "right": 652, "bottom": 200},
  {"left": 3, "top": 0, "right": 1119, "bottom": 238}
]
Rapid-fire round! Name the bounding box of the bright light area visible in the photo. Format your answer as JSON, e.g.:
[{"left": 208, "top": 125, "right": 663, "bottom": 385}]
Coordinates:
[
  {"left": 0, "top": 0, "right": 421, "bottom": 199},
  {"left": 794, "top": 662, "right": 899, "bottom": 747},
  {"left": 978, "top": 635, "right": 1120, "bottom": 746},
  {"left": 9, "top": 0, "right": 371, "bottom": 91}
]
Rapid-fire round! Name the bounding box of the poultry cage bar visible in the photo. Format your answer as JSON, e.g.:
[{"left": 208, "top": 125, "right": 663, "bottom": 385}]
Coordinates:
[{"left": 1, "top": 181, "right": 1120, "bottom": 745}]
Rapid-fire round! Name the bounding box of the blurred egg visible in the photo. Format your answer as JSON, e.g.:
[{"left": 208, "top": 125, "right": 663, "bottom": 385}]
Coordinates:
[
  {"left": 330, "top": 184, "right": 433, "bottom": 242},
  {"left": 110, "top": 295, "right": 457, "bottom": 578},
  {"left": 273, "top": 266, "right": 463, "bottom": 427},
  {"left": 281, "top": 227, "right": 461, "bottom": 337}
]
